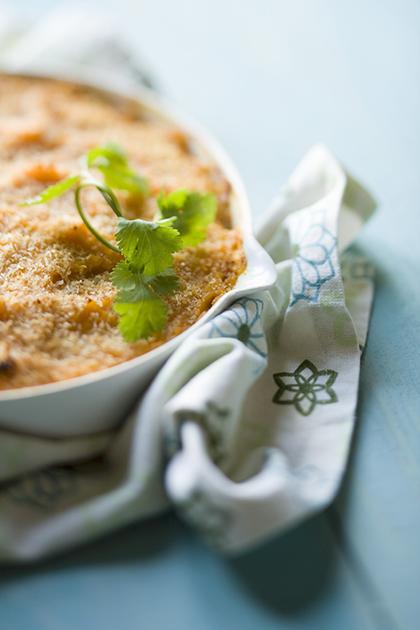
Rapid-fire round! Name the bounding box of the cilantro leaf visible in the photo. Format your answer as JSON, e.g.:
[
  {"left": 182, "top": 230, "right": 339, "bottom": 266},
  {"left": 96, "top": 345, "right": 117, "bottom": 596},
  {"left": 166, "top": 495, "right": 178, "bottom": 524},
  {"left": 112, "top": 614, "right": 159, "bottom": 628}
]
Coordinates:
[
  {"left": 112, "top": 262, "right": 179, "bottom": 300},
  {"left": 87, "top": 142, "right": 149, "bottom": 197},
  {"left": 21, "top": 175, "right": 80, "bottom": 205},
  {"left": 115, "top": 216, "right": 182, "bottom": 276},
  {"left": 114, "top": 298, "right": 168, "bottom": 341},
  {"left": 112, "top": 264, "right": 169, "bottom": 342},
  {"left": 100, "top": 166, "right": 149, "bottom": 196},
  {"left": 158, "top": 189, "right": 216, "bottom": 247},
  {"left": 111, "top": 261, "right": 144, "bottom": 302},
  {"left": 86, "top": 143, "right": 127, "bottom": 168},
  {"left": 111, "top": 260, "right": 137, "bottom": 289},
  {"left": 149, "top": 269, "right": 179, "bottom": 295},
  {"left": 111, "top": 262, "right": 178, "bottom": 341}
]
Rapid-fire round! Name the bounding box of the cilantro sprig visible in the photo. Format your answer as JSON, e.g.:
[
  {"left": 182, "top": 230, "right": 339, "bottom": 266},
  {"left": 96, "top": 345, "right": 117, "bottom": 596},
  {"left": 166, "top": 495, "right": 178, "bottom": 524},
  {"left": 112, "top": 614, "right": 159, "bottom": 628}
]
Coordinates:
[
  {"left": 22, "top": 143, "right": 216, "bottom": 342},
  {"left": 158, "top": 189, "right": 217, "bottom": 247},
  {"left": 86, "top": 143, "right": 149, "bottom": 197}
]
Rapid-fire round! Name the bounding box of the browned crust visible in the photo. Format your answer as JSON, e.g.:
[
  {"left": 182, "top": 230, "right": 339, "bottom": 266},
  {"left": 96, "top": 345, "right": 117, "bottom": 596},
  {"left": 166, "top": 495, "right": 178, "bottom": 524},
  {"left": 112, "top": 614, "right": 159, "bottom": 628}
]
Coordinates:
[{"left": 0, "top": 76, "right": 246, "bottom": 389}]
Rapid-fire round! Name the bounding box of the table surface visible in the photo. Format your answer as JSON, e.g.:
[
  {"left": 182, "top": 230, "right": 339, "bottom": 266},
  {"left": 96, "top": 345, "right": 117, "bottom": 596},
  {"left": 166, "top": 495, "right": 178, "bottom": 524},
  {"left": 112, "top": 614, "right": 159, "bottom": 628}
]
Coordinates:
[{"left": 1, "top": 1, "right": 419, "bottom": 628}]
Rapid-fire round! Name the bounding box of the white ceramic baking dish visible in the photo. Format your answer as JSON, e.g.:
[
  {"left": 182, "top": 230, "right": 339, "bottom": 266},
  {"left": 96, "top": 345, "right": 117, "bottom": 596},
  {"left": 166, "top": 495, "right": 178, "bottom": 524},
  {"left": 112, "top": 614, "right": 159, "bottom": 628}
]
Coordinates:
[{"left": 0, "top": 70, "right": 276, "bottom": 438}]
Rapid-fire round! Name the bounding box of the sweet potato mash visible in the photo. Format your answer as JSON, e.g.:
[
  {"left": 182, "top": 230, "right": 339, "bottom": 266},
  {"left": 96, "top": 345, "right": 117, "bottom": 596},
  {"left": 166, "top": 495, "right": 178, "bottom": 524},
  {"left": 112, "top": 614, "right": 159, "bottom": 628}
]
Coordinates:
[{"left": 0, "top": 76, "right": 245, "bottom": 389}]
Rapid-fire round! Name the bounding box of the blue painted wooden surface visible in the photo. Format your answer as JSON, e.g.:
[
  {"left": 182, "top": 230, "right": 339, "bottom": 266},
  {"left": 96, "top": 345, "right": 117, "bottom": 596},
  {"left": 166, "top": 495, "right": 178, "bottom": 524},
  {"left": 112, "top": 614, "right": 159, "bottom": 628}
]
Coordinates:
[{"left": 1, "top": 1, "right": 419, "bottom": 628}]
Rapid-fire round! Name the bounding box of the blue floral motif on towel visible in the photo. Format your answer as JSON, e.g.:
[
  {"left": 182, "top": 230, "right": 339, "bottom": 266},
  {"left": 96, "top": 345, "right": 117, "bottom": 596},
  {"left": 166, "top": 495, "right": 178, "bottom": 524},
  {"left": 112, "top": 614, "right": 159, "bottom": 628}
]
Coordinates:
[
  {"left": 290, "top": 218, "right": 337, "bottom": 306},
  {"left": 6, "top": 467, "right": 78, "bottom": 510},
  {"left": 176, "top": 489, "right": 232, "bottom": 549},
  {"left": 208, "top": 297, "right": 267, "bottom": 358}
]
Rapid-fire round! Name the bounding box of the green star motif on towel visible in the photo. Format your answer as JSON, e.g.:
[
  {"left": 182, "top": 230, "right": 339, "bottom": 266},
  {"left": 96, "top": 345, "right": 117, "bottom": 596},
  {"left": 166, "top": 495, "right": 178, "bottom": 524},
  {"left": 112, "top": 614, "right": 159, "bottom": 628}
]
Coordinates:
[{"left": 272, "top": 360, "right": 338, "bottom": 416}]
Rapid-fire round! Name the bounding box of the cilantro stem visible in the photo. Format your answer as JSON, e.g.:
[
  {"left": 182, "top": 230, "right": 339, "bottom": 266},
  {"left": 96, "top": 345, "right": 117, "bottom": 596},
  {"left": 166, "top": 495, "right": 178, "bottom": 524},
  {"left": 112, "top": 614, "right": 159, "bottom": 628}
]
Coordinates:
[
  {"left": 75, "top": 183, "right": 121, "bottom": 254},
  {"left": 80, "top": 176, "right": 123, "bottom": 218}
]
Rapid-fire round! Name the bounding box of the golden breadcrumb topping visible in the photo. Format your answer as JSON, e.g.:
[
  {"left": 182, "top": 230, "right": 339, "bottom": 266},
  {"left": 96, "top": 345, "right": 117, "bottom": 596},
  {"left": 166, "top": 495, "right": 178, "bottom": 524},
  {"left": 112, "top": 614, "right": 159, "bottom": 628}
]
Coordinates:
[{"left": 0, "top": 76, "right": 245, "bottom": 389}]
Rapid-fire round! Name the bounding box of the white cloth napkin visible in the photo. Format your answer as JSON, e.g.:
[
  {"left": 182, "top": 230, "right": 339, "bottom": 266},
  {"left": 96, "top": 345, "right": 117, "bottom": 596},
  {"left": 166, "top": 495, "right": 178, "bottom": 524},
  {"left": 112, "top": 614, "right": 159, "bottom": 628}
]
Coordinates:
[{"left": 0, "top": 5, "right": 375, "bottom": 560}]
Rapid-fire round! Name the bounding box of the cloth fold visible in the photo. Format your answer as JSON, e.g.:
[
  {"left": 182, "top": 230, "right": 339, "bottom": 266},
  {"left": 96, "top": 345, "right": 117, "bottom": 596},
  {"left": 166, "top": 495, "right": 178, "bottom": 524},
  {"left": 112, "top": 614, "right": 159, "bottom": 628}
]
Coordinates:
[{"left": 0, "top": 5, "right": 375, "bottom": 560}]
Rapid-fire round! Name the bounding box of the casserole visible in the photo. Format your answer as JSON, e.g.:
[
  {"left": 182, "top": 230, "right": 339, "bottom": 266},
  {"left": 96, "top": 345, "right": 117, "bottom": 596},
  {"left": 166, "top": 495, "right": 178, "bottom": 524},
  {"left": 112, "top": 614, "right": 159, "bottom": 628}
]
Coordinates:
[{"left": 0, "top": 70, "right": 276, "bottom": 437}]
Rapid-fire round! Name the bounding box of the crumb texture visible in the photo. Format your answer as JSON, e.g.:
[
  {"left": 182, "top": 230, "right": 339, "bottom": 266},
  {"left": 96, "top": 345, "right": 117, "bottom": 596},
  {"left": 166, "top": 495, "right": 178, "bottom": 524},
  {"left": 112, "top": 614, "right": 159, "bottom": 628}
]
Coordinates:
[{"left": 0, "top": 76, "right": 245, "bottom": 389}]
